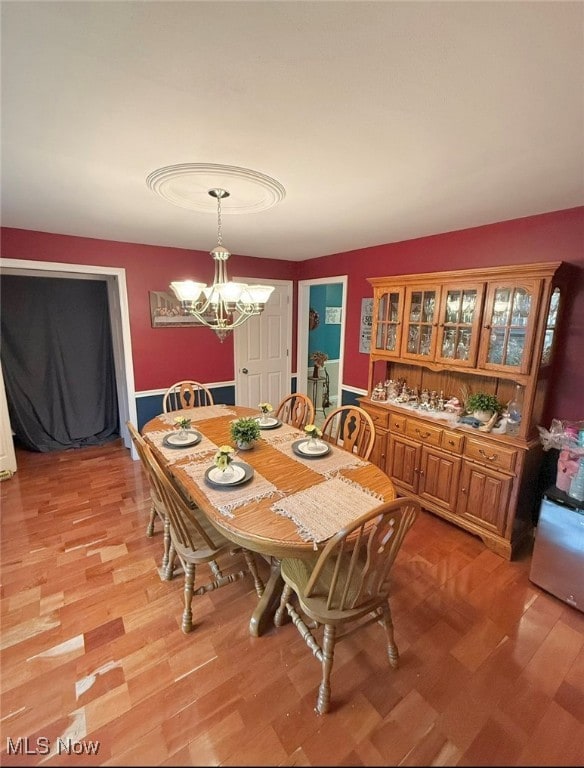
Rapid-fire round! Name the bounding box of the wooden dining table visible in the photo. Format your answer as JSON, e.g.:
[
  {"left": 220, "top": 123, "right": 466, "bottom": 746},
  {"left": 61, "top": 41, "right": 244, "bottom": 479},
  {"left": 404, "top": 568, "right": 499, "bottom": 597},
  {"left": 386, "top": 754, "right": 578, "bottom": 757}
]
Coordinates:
[{"left": 142, "top": 404, "right": 397, "bottom": 636}]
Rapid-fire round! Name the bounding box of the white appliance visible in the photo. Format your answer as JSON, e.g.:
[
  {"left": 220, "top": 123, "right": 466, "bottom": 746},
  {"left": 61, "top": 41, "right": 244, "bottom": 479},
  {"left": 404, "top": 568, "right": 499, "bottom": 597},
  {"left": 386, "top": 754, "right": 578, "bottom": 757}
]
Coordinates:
[{"left": 529, "top": 486, "right": 584, "bottom": 612}]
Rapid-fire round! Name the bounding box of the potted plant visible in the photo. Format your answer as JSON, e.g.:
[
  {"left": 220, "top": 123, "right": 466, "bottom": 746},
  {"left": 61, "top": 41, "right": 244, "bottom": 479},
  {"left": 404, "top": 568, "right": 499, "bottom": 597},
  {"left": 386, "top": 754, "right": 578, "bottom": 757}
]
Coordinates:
[
  {"left": 230, "top": 416, "right": 262, "bottom": 450},
  {"left": 173, "top": 415, "right": 192, "bottom": 441},
  {"left": 257, "top": 402, "right": 273, "bottom": 425},
  {"left": 466, "top": 392, "right": 502, "bottom": 423},
  {"left": 310, "top": 350, "right": 328, "bottom": 379},
  {"left": 304, "top": 423, "right": 323, "bottom": 449}
]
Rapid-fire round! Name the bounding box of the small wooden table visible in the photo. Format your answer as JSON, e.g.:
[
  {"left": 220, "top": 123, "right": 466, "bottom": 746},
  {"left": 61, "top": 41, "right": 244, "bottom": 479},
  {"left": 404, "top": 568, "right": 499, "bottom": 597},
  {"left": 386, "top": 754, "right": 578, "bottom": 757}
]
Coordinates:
[{"left": 142, "top": 405, "right": 396, "bottom": 636}]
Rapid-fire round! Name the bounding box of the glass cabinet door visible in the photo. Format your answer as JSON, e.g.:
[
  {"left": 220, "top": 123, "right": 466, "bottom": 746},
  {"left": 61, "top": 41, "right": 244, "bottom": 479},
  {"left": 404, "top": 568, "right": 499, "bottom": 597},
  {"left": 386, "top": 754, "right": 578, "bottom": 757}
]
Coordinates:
[
  {"left": 435, "top": 283, "right": 484, "bottom": 367},
  {"left": 479, "top": 280, "right": 541, "bottom": 373},
  {"left": 373, "top": 287, "right": 404, "bottom": 356},
  {"left": 402, "top": 287, "right": 438, "bottom": 360},
  {"left": 541, "top": 287, "right": 561, "bottom": 366}
]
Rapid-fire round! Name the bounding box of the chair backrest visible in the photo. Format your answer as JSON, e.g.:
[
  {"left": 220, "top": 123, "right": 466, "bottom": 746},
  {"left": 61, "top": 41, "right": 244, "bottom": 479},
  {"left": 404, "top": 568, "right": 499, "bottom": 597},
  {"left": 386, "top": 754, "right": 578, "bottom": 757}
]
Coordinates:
[
  {"left": 127, "top": 420, "right": 164, "bottom": 503},
  {"left": 275, "top": 393, "right": 315, "bottom": 429},
  {"left": 320, "top": 405, "right": 376, "bottom": 460},
  {"left": 162, "top": 380, "right": 214, "bottom": 413},
  {"left": 304, "top": 497, "right": 419, "bottom": 612},
  {"left": 139, "top": 439, "right": 221, "bottom": 555}
]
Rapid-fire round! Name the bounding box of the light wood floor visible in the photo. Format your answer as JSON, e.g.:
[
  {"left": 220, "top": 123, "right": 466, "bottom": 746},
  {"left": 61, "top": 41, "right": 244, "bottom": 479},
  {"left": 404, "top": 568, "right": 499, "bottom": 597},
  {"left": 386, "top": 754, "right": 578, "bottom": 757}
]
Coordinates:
[{"left": 1, "top": 439, "right": 583, "bottom": 766}]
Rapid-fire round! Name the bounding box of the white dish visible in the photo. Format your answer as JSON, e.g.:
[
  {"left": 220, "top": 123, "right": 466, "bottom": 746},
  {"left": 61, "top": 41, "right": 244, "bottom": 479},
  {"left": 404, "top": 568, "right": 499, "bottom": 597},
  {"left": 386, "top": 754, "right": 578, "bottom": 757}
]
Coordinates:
[
  {"left": 164, "top": 430, "right": 201, "bottom": 447},
  {"left": 255, "top": 416, "right": 281, "bottom": 429},
  {"left": 292, "top": 438, "right": 330, "bottom": 457},
  {"left": 207, "top": 464, "right": 246, "bottom": 485}
]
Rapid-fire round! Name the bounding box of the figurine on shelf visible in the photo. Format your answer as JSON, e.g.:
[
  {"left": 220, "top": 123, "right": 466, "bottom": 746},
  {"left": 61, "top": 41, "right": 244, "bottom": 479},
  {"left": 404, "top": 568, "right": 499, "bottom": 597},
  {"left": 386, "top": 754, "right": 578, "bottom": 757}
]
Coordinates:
[
  {"left": 371, "top": 382, "right": 386, "bottom": 401},
  {"left": 437, "top": 391, "right": 445, "bottom": 411}
]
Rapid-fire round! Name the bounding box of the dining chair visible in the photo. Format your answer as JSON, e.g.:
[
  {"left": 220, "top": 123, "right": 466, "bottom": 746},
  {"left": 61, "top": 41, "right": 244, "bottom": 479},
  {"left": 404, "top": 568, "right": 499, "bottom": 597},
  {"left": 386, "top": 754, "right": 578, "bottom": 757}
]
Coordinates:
[
  {"left": 141, "top": 439, "right": 265, "bottom": 633},
  {"left": 127, "top": 420, "right": 172, "bottom": 574},
  {"left": 275, "top": 392, "right": 315, "bottom": 430},
  {"left": 162, "top": 380, "right": 214, "bottom": 413},
  {"left": 274, "top": 496, "right": 420, "bottom": 714},
  {"left": 320, "top": 405, "right": 376, "bottom": 460}
]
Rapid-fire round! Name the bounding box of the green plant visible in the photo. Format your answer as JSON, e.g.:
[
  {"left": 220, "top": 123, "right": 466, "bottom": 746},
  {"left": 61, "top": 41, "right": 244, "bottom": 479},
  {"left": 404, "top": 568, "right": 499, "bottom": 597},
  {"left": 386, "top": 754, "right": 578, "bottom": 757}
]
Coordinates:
[
  {"left": 466, "top": 392, "right": 502, "bottom": 414},
  {"left": 230, "top": 417, "right": 261, "bottom": 444}
]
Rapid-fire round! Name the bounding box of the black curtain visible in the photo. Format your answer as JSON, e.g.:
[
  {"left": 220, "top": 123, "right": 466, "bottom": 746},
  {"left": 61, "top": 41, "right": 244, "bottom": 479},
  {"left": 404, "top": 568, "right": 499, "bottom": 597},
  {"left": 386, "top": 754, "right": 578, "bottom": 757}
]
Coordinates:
[{"left": 1, "top": 275, "right": 119, "bottom": 452}]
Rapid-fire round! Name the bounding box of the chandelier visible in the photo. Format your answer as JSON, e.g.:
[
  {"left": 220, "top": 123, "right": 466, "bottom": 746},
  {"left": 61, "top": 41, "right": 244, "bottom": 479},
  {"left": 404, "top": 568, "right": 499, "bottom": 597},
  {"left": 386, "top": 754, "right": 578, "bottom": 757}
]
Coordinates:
[{"left": 170, "top": 188, "right": 275, "bottom": 342}]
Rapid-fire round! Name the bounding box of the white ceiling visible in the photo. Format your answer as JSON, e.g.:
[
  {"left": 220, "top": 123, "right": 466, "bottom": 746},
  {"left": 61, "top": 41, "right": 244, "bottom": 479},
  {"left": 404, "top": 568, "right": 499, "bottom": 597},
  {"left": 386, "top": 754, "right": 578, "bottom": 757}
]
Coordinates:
[{"left": 1, "top": 1, "right": 583, "bottom": 262}]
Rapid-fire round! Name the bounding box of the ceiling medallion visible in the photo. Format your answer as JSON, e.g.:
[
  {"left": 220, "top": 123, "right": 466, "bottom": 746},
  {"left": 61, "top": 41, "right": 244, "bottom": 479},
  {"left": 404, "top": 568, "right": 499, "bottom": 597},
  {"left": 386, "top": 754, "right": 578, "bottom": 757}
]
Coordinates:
[{"left": 145, "top": 163, "right": 286, "bottom": 214}]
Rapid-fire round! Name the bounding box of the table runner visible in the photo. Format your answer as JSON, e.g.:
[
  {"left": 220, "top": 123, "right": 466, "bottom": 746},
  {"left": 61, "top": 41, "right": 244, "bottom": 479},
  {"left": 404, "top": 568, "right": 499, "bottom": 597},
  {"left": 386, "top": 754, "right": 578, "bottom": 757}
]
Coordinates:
[
  {"left": 144, "top": 429, "right": 218, "bottom": 463},
  {"left": 270, "top": 475, "right": 385, "bottom": 547},
  {"left": 158, "top": 404, "right": 237, "bottom": 425},
  {"left": 179, "top": 460, "right": 281, "bottom": 519}
]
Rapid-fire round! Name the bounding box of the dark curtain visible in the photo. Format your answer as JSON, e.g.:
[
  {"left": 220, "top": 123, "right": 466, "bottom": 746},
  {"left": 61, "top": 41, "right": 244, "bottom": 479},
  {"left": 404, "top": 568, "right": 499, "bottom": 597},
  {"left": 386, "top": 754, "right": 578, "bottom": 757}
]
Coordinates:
[{"left": 1, "top": 275, "right": 119, "bottom": 452}]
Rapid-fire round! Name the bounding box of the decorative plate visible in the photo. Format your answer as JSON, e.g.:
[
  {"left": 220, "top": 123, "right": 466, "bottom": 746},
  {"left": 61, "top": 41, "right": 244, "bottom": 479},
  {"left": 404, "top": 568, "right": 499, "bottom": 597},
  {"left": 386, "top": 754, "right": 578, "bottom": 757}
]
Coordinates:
[
  {"left": 204, "top": 461, "right": 254, "bottom": 489},
  {"left": 254, "top": 416, "right": 282, "bottom": 430},
  {"left": 291, "top": 439, "right": 331, "bottom": 458},
  {"left": 163, "top": 430, "right": 202, "bottom": 448}
]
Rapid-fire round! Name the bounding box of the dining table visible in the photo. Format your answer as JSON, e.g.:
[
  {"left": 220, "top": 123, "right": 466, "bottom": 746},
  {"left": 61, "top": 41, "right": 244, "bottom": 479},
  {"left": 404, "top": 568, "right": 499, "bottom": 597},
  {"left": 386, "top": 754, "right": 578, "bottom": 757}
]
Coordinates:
[{"left": 142, "top": 404, "right": 397, "bottom": 636}]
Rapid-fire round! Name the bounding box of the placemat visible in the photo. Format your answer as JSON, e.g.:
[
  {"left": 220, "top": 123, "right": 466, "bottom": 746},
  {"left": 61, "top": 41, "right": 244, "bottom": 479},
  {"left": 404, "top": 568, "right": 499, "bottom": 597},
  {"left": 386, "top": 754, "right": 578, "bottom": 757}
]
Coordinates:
[
  {"left": 144, "top": 430, "right": 218, "bottom": 463},
  {"left": 179, "top": 460, "right": 281, "bottom": 519},
  {"left": 158, "top": 404, "right": 237, "bottom": 425},
  {"left": 271, "top": 435, "right": 368, "bottom": 477},
  {"left": 270, "top": 475, "right": 385, "bottom": 547}
]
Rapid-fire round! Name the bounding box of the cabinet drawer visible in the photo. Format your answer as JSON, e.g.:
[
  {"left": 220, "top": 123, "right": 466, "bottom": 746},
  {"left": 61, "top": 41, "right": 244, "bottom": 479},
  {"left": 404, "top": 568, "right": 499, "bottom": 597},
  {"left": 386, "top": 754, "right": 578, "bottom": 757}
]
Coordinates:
[
  {"left": 389, "top": 414, "right": 406, "bottom": 433},
  {"left": 363, "top": 403, "right": 389, "bottom": 430},
  {"left": 441, "top": 430, "right": 464, "bottom": 454},
  {"left": 405, "top": 418, "right": 441, "bottom": 447},
  {"left": 464, "top": 437, "right": 517, "bottom": 473}
]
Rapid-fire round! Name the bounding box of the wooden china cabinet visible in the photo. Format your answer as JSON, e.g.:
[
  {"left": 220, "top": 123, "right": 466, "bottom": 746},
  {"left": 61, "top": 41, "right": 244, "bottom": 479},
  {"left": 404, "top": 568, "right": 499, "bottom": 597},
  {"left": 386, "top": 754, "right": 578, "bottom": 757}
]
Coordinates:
[{"left": 359, "top": 261, "right": 569, "bottom": 560}]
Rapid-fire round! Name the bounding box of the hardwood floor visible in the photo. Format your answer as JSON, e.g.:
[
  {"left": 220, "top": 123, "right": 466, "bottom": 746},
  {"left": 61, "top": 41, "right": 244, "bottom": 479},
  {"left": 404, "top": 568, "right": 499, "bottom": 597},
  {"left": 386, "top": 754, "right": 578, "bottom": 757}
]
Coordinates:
[{"left": 1, "top": 439, "right": 583, "bottom": 766}]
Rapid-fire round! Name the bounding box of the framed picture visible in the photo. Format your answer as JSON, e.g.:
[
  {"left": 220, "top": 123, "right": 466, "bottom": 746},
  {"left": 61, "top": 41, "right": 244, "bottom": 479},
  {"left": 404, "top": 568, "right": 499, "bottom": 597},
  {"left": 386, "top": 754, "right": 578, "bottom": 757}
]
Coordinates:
[
  {"left": 359, "top": 298, "right": 373, "bottom": 353},
  {"left": 325, "top": 306, "right": 342, "bottom": 324},
  {"left": 149, "top": 290, "right": 214, "bottom": 328}
]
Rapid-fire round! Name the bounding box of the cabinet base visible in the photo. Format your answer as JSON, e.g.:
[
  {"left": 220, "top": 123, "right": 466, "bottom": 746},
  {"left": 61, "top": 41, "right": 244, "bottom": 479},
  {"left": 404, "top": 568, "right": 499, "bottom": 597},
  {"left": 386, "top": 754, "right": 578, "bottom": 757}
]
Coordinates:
[{"left": 393, "top": 484, "right": 531, "bottom": 561}]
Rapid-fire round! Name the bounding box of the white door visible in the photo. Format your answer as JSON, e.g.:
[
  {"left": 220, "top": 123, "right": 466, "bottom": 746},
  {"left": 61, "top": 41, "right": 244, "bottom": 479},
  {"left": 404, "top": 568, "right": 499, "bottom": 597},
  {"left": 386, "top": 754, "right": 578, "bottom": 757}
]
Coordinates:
[
  {"left": 0, "top": 365, "right": 17, "bottom": 477},
  {"left": 234, "top": 279, "right": 292, "bottom": 408}
]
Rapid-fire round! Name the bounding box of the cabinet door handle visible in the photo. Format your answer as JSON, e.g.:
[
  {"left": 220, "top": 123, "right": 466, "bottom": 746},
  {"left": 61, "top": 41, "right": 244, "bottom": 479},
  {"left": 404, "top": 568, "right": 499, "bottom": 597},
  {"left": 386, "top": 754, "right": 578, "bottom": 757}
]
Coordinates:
[
  {"left": 415, "top": 428, "right": 431, "bottom": 438},
  {"left": 419, "top": 469, "right": 424, "bottom": 476},
  {"left": 484, "top": 324, "right": 492, "bottom": 330},
  {"left": 447, "top": 439, "right": 455, "bottom": 446},
  {"left": 479, "top": 449, "right": 498, "bottom": 461},
  {"left": 461, "top": 487, "right": 467, "bottom": 494}
]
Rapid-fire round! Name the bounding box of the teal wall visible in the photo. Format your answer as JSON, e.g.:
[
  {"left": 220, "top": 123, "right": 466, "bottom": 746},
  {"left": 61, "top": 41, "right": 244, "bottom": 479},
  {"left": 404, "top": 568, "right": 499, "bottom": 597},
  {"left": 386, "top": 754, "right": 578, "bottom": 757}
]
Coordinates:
[{"left": 308, "top": 283, "right": 343, "bottom": 365}]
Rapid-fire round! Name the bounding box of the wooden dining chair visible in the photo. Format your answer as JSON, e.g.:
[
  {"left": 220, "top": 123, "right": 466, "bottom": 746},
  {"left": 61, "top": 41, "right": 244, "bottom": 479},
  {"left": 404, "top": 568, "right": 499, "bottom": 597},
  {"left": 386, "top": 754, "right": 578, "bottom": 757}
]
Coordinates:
[
  {"left": 127, "top": 420, "right": 172, "bottom": 573},
  {"left": 162, "top": 380, "right": 214, "bottom": 413},
  {"left": 275, "top": 392, "right": 315, "bottom": 430},
  {"left": 141, "top": 440, "right": 265, "bottom": 633},
  {"left": 320, "top": 405, "right": 376, "bottom": 460},
  {"left": 275, "top": 496, "right": 420, "bottom": 714}
]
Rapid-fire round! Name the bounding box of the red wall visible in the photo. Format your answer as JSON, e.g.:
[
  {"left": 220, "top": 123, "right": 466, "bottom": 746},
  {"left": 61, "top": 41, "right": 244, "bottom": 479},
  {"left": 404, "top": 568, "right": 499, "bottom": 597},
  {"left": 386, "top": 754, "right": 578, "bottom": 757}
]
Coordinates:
[
  {"left": 2, "top": 206, "right": 582, "bottom": 420},
  {"left": 0, "top": 229, "right": 298, "bottom": 389},
  {"left": 297, "top": 207, "right": 584, "bottom": 421}
]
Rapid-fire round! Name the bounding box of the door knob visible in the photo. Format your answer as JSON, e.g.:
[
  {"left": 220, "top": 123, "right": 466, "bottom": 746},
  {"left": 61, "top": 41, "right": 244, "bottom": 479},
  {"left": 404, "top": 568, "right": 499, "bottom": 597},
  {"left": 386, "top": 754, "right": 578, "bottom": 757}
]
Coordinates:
[{"left": 242, "top": 368, "right": 248, "bottom": 374}]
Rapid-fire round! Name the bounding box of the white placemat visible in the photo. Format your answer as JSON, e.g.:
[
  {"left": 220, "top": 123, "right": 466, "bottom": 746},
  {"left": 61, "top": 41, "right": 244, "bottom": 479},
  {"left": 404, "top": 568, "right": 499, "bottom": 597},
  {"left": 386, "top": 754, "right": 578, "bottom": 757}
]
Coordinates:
[
  {"left": 158, "top": 404, "right": 237, "bottom": 425},
  {"left": 270, "top": 475, "right": 385, "bottom": 547},
  {"left": 179, "top": 460, "right": 281, "bottom": 519},
  {"left": 271, "top": 436, "right": 368, "bottom": 477},
  {"left": 144, "top": 430, "right": 218, "bottom": 463}
]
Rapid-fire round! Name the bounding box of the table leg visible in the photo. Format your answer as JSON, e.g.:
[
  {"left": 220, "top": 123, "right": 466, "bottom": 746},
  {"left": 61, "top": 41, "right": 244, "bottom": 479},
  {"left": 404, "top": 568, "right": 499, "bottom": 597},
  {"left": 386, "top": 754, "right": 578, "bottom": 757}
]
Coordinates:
[{"left": 249, "top": 557, "right": 283, "bottom": 637}]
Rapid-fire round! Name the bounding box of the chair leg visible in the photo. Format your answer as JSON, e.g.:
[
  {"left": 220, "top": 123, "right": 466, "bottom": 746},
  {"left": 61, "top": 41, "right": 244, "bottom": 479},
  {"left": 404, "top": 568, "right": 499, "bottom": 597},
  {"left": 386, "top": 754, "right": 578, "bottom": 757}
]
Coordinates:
[
  {"left": 146, "top": 504, "right": 156, "bottom": 537},
  {"left": 316, "top": 623, "right": 336, "bottom": 715},
  {"left": 242, "top": 549, "right": 265, "bottom": 598},
  {"left": 163, "top": 543, "right": 176, "bottom": 581},
  {"left": 275, "top": 583, "right": 293, "bottom": 627},
  {"left": 380, "top": 602, "right": 399, "bottom": 668},
  {"left": 162, "top": 516, "right": 171, "bottom": 573},
  {"left": 181, "top": 562, "right": 196, "bottom": 633}
]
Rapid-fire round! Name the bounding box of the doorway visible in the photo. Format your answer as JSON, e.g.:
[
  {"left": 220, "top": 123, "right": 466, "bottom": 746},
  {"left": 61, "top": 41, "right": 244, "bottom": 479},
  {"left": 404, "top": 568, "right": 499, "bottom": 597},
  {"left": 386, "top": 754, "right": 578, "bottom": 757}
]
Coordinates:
[
  {"left": 0, "top": 258, "right": 138, "bottom": 466},
  {"left": 297, "top": 276, "right": 347, "bottom": 421}
]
